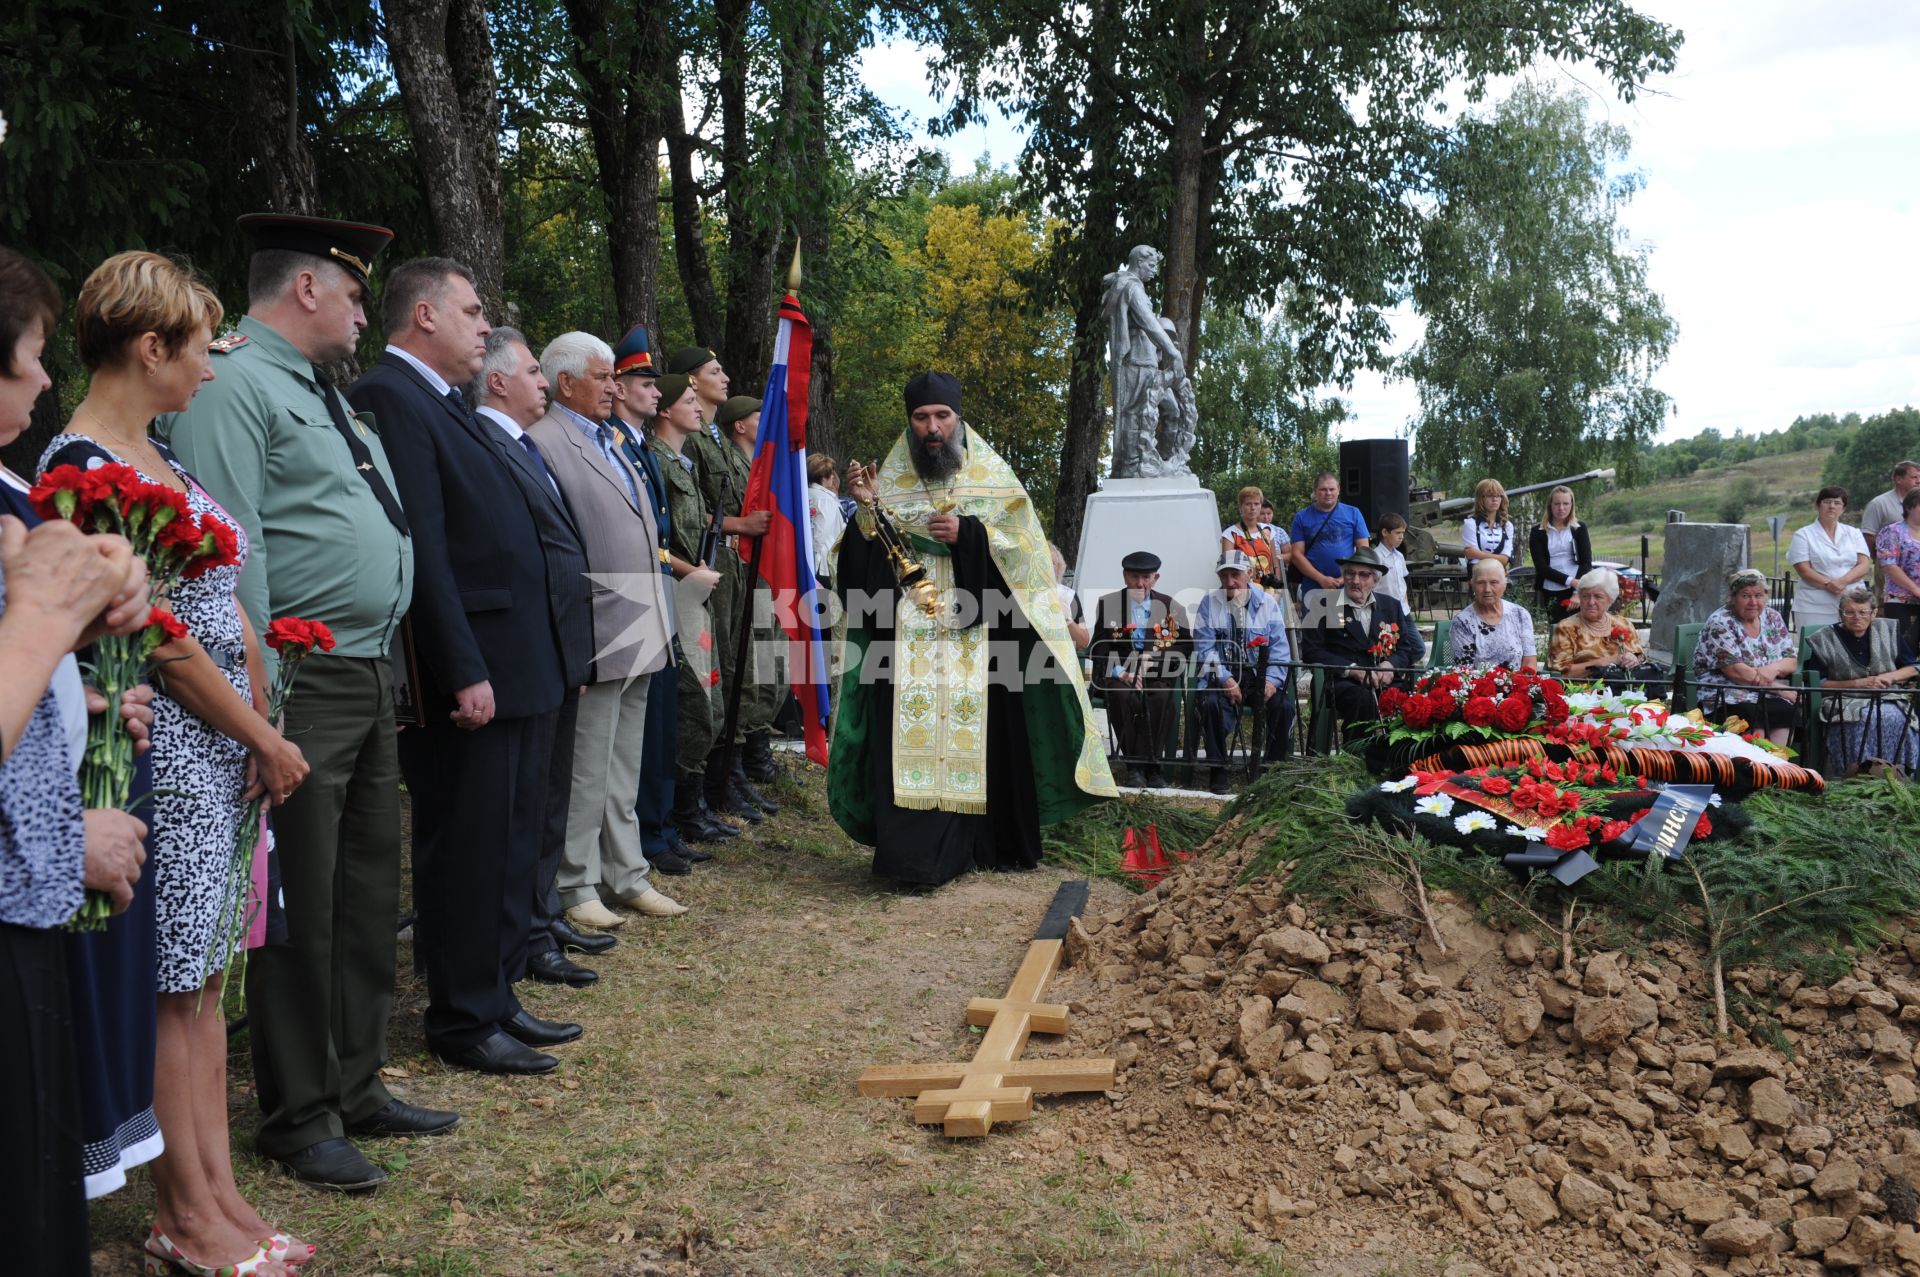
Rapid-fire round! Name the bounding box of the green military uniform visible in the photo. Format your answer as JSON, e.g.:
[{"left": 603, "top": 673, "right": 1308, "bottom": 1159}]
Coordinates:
[
  {"left": 690, "top": 423, "right": 781, "bottom": 741},
  {"left": 655, "top": 434, "right": 719, "bottom": 766},
  {"left": 158, "top": 311, "right": 416, "bottom": 1160}
]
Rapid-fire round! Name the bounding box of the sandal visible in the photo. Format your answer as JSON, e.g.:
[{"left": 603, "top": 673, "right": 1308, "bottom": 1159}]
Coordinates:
[
  {"left": 143, "top": 1226, "right": 287, "bottom": 1276},
  {"left": 263, "top": 1232, "right": 317, "bottom": 1266}
]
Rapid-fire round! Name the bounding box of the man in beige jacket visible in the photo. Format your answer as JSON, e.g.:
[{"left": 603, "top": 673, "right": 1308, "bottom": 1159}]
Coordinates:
[{"left": 528, "top": 331, "right": 685, "bottom": 925}]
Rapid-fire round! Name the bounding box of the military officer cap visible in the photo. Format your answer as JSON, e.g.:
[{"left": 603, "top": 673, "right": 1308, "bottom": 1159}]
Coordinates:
[
  {"left": 716, "top": 395, "right": 761, "bottom": 427},
  {"left": 1216, "top": 548, "right": 1253, "bottom": 576},
  {"left": 1121, "top": 550, "right": 1161, "bottom": 573},
  {"left": 667, "top": 345, "right": 718, "bottom": 375},
  {"left": 612, "top": 324, "right": 661, "bottom": 378},
  {"left": 236, "top": 213, "right": 394, "bottom": 290}
]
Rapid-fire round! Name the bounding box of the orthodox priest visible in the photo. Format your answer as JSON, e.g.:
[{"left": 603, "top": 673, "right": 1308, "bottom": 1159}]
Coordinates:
[{"left": 829, "top": 372, "right": 1116, "bottom": 884}]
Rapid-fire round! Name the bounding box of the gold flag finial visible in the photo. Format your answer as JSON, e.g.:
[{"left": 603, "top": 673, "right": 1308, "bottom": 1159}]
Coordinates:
[{"left": 786, "top": 241, "right": 804, "bottom": 293}]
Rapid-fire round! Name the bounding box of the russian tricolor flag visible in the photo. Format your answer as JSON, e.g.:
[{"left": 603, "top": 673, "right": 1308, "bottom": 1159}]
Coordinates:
[{"left": 743, "top": 293, "right": 832, "bottom": 767}]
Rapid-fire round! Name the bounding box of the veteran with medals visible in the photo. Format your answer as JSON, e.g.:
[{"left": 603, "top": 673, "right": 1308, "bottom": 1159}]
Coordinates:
[{"left": 829, "top": 372, "right": 1116, "bottom": 886}]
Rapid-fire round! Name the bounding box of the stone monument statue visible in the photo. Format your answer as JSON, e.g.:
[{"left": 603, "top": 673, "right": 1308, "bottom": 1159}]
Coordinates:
[{"left": 1103, "top": 246, "right": 1195, "bottom": 478}]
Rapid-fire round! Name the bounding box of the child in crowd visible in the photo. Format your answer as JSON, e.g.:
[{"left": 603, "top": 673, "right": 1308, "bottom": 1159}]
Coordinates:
[
  {"left": 1461, "top": 478, "right": 1515, "bottom": 566},
  {"left": 1376, "top": 512, "right": 1409, "bottom": 605}
]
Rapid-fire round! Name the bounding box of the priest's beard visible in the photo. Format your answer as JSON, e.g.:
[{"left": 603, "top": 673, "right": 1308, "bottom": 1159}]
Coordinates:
[{"left": 909, "top": 422, "right": 966, "bottom": 482}]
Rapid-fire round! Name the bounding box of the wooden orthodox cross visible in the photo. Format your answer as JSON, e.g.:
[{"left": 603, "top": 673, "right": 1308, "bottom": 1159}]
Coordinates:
[{"left": 858, "top": 881, "right": 1116, "bottom": 1137}]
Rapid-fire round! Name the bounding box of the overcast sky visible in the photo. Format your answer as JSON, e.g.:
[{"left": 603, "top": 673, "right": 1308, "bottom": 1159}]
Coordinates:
[{"left": 860, "top": 0, "right": 1920, "bottom": 445}]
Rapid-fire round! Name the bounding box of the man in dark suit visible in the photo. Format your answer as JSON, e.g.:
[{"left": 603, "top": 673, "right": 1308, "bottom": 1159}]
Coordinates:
[
  {"left": 1089, "top": 550, "right": 1190, "bottom": 787},
  {"left": 347, "top": 258, "right": 582, "bottom": 1076},
  {"left": 1298, "top": 544, "right": 1427, "bottom": 734},
  {"left": 471, "top": 326, "right": 608, "bottom": 989}
]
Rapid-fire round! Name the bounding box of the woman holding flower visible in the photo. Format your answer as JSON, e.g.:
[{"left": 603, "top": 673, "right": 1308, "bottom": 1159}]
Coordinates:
[
  {"left": 0, "top": 246, "right": 164, "bottom": 1273},
  {"left": 40, "top": 252, "right": 309, "bottom": 1275},
  {"left": 1549, "top": 568, "right": 1657, "bottom": 683}
]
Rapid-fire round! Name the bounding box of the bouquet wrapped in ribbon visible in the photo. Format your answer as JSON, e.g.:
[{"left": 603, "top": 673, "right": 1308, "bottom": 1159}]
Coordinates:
[{"left": 30, "top": 463, "right": 238, "bottom": 929}]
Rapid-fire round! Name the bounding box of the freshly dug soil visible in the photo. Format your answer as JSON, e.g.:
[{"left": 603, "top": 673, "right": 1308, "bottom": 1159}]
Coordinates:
[{"left": 1049, "top": 807, "right": 1920, "bottom": 1275}]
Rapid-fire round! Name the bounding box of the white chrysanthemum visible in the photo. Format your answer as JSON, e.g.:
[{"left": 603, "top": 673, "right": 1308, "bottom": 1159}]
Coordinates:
[
  {"left": 1413, "top": 794, "right": 1455, "bottom": 818},
  {"left": 1516, "top": 825, "right": 1547, "bottom": 841},
  {"left": 1453, "top": 811, "right": 1496, "bottom": 834},
  {"left": 1379, "top": 776, "right": 1417, "bottom": 792}
]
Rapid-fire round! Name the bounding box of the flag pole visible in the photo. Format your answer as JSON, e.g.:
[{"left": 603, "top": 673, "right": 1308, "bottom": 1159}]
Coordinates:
[{"left": 715, "top": 241, "right": 804, "bottom": 796}]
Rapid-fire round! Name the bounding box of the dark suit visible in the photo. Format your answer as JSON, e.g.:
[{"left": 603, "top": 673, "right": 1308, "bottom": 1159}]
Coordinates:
[
  {"left": 348, "top": 352, "right": 566, "bottom": 1049},
  {"left": 1298, "top": 588, "right": 1426, "bottom": 731},
  {"left": 477, "top": 406, "right": 595, "bottom": 965},
  {"left": 613, "top": 418, "right": 681, "bottom": 860},
  {"left": 1088, "top": 589, "right": 1190, "bottom": 769}
]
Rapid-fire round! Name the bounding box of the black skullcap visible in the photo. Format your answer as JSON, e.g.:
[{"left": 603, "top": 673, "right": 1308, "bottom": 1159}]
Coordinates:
[
  {"left": 667, "top": 345, "right": 718, "bottom": 375},
  {"left": 1121, "top": 550, "right": 1161, "bottom": 573},
  {"left": 904, "top": 371, "right": 962, "bottom": 417}
]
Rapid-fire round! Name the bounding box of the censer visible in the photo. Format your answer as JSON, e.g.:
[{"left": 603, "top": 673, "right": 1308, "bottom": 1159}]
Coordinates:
[{"left": 858, "top": 495, "right": 943, "bottom": 618}]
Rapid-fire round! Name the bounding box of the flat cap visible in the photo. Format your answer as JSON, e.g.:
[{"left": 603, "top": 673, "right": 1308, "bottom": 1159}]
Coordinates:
[
  {"left": 1121, "top": 550, "right": 1161, "bottom": 573},
  {"left": 237, "top": 213, "right": 393, "bottom": 289}
]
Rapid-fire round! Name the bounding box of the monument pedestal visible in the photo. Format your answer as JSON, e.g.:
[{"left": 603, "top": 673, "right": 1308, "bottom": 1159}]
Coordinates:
[
  {"left": 1073, "top": 475, "right": 1222, "bottom": 615},
  {"left": 1648, "top": 521, "right": 1750, "bottom": 658}
]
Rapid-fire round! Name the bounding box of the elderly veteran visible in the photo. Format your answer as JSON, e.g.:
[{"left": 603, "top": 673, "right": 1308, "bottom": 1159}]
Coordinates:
[
  {"left": 1691, "top": 567, "right": 1799, "bottom": 747},
  {"left": 1803, "top": 586, "right": 1920, "bottom": 775},
  {"left": 1299, "top": 544, "right": 1426, "bottom": 732},
  {"left": 1548, "top": 568, "right": 1661, "bottom": 683},
  {"left": 1089, "top": 549, "right": 1190, "bottom": 787}
]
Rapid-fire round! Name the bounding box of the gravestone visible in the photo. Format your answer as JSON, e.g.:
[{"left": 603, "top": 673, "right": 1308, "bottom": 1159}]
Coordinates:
[{"left": 1649, "top": 521, "right": 1750, "bottom": 657}]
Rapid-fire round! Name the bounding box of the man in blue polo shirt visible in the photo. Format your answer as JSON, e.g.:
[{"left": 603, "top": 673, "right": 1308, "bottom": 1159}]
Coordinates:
[{"left": 1287, "top": 471, "right": 1371, "bottom": 598}]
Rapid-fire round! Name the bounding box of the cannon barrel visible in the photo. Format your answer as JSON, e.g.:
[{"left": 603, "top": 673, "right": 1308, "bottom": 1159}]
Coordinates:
[
  {"left": 1402, "top": 466, "right": 1617, "bottom": 568},
  {"left": 1415, "top": 467, "right": 1616, "bottom": 521}
]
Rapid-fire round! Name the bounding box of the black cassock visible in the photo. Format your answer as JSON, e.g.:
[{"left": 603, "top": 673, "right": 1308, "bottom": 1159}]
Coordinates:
[{"left": 835, "top": 515, "right": 1046, "bottom": 885}]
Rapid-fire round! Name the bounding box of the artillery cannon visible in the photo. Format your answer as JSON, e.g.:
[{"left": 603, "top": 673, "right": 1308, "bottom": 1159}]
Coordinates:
[{"left": 1402, "top": 467, "right": 1616, "bottom": 571}]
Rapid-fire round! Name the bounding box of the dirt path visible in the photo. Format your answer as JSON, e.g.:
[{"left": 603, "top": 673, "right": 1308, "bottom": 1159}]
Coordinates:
[{"left": 92, "top": 772, "right": 1430, "bottom": 1276}]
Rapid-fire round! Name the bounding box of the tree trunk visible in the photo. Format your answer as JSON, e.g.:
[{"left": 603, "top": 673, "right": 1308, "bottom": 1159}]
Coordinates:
[
  {"left": 666, "top": 112, "right": 722, "bottom": 347},
  {"left": 1162, "top": 91, "right": 1208, "bottom": 368},
  {"left": 796, "top": 41, "right": 838, "bottom": 462},
  {"left": 383, "top": 0, "right": 506, "bottom": 314},
  {"left": 1048, "top": 0, "right": 1125, "bottom": 566},
  {"left": 228, "top": 8, "right": 319, "bottom": 213}
]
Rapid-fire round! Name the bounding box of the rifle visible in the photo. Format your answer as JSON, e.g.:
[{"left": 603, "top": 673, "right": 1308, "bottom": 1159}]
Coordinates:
[{"left": 698, "top": 474, "right": 732, "bottom": 569}]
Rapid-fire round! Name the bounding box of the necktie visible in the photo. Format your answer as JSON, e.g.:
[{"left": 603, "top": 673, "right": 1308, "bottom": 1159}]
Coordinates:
[
  {"left": 516, "top": 432, "right": 560, "bottom": 496},
  {"left": 310, "top": 364, "right": 409, "bottom": 536},
  {"left": 595, "top": 424, "right": 641, "bottom": 506}
]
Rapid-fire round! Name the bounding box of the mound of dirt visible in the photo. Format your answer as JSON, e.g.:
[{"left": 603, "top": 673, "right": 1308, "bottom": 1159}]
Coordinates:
[{"left": 1049, "top": 809, "right": 1920, "bottom": 1275}]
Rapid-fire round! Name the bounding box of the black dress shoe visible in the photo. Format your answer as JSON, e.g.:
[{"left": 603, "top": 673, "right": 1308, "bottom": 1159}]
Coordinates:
[
  {"left": 649, "top": 846, "right": 694, "bottom": 875},
  {"left": 526, "top": 948, "right": 598, "bottom": 987},
  {"left": 432, "top": 1030, "right": 558, "bottom": 1075},
  {"left": 272, "top": 1137, "right": 388, "bottom": 1192},
  {"left": 503, "top": 1008, "right": 583, "bottom": 1047},
  {"left": 550, "top": 918, "right": 617, "bottom": 956},
  {"left": 347, "top": 1098, "right": 461, "bottom": 1138},
  {"left": 684, "top": 810, "right": 739, "bottom": 844},
  {"left": 663, "top": 829, "right": 712, "bottom": 863}
]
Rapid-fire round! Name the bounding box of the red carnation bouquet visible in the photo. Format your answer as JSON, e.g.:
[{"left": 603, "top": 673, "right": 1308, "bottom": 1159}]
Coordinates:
[
  {"left": 208, "top": 615, "right": 335, "bottom": 993},
  {"left": 30, "top": 463, "right": 239, "bottom": 929},
  {"left": 1386, "top": 758, "right": 1713, "bottom": 855},
  {"left": 1374, "top": 665, "right": 1568, "bottom": 747}
]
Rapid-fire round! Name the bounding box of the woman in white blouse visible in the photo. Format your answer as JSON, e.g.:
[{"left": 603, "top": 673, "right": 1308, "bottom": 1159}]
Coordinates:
[
  {"left": 1527, "top": 485, "right": 1593, "bottom": 618},
  {"left": 1460, "top": 478, "right": 1515, "bottom": 566},
  {"left": 1788, "top": 485, "right": 1871, "bottom": 628}
]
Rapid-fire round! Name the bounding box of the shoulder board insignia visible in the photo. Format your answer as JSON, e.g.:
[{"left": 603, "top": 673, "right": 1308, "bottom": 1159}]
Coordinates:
[{"left": 208, "top": 333, "right": 250, "bottom": 354}]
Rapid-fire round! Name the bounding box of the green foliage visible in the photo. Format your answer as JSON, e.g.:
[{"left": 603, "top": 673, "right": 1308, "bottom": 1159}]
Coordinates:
[
  {"left": 1717, "top": 475, "right": 1766, "bottom": 525},
  {"left": 1406, "top": 82, "right": 1675, "bottom": 489},
  {"left": 1040, "top": 794, "right": 1223, "bottom": 891},
  {"left": 1822, "top": 407, "right": 1920, "bottom": 510},
  {"left": 1234, "top": 756, "right": 1373, "bottom": 888},
  {"left": 1190, "top": 302, "right": 1345, "bottom": 522}
]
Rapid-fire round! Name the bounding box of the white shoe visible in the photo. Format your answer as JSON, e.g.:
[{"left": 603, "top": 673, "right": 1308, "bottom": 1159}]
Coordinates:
[
  {"left": 565, "top": 899, "right": 628, "bottom": 930},
  {"left": 621, "top": 887, "right": 689, "bottom": 918}
]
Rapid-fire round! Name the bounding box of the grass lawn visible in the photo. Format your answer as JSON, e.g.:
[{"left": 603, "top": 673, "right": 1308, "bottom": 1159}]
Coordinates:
[
  {"left": 1579, "top": 447, "right": 1839, "bottom": 576},
  {"left": 87, "top": 769, "right": 1284, "bottom": 1277}
]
